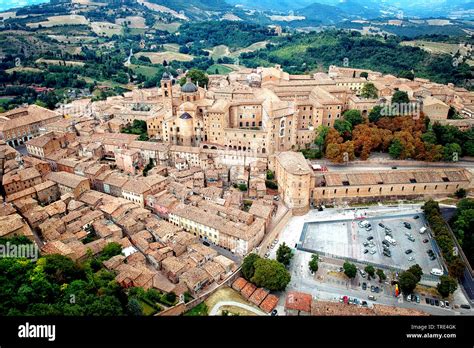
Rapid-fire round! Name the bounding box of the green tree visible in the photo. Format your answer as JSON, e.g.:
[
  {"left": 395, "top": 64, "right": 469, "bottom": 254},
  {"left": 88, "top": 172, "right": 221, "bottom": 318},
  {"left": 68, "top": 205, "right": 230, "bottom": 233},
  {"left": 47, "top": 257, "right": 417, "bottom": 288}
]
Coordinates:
[
  {"left": 238, "top": 183, "right": 247, "bottom": 192},
  {"left": 266, "top": 170, "right": 274, "bottom": 180},
  {"left": 251, "top": 259, "right": 291, "bottom": 291},
  {"left": 364, "top": 265, "right": 375, "bottom": 279},
  {"left": 360, "top": 82, "right": 378, "bottom": 99},
  {"left": 308, "top": 254, "right": 319, "bottom": 273},
  {"left": 436, "top": 275, "right": 458, "bottom": 298},
  {"left": 179, "top": 69, "right": 209, "bottom": 88},
  {"left": 407, "top": 264, "right": 423, "bottom": 283},
  {"left": 127, "top": 298, "right": 143, "bottom": 316},
  {"left": 443, "top": 143, "right": 462, "bottom": 161},
  {"left": 276, "top": 242, "right": 293, "bottom": 266},
  {"left": 343, "top": 109, "right": 364, "bottom": 128},
  {"left": 241, "top": 253, "right": 260, "bottom": 281},
  {"left": 360, "top": 72, "right": 369, "bottom": 79},
  {"left": 343, "top": 261, "right": 357, "bottom": 279},
  {"left": 389, "top": 139, "right": 404, "bottom": 159},
  {"left": 368, "top": 105, "right": 383, "bottom": 123},
  {"left": 314, "top": 125, "right": 330, "bottom": 151},
  {"left": 101, "top": 242, "right": 122, "bottom": 261},
  {"left": 399, "top": 70, "right": 415, "bottom": 80},
  {"left": 455, "top": 188, "right": 467, "bottom": 199},
  {"left": 334, "top": 119, "right": 352, "bottom": 135},
  {"left": 376, "top": 269, "right": 386, "bottom": 283},
  {"left": 398, "top": 271, "right": 418, "bottom": 295},
  {"left": 392, "top": 90, "right": 410, "bottom": 105}
]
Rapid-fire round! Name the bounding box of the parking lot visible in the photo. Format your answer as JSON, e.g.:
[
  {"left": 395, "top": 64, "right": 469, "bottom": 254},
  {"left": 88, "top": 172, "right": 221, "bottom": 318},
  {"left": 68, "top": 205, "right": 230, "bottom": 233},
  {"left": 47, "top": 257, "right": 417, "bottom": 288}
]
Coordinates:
[{"left": 298, "top": 212, "right": 443, "bottom": 273}]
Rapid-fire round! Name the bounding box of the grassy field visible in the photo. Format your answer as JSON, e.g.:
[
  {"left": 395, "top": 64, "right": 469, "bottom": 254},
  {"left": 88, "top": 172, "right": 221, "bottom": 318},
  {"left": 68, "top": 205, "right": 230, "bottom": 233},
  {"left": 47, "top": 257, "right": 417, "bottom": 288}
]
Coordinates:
[
  {"left": 116, "top": 16, "right": 147, "bottom": 29},
  {"left": 47, "top": 35, "right": 96, "bottom": 44},
  {"left": 230, "top": 41, "right": 270, "bottom": 58},
  {"left": 162, "top": 43, "right": 180, "bottom": 52},
  {"left": 153, "top": 22, "right": 181, "bottom": 33},
  {"left": 130, "top": 64, "right": 162, "bottom": 78},
  {"left": 36, "top": 58, "right": 85, "bottom": 67},
  {"left": 400, "top": 40, "right": 460, "bottom": 55},
  {"left": 138, "top": 299, "right": 158, "bottom": 316},
  {"left": 209, "top": 45, "right": 231, "bottom": 59},
  {"left": 206, "top": 64, "right": 234, "bottom": 75},
  {"left": 90, "top": 22, "right": 123, "bottom": 37},
  {"left": 183, "top": 302, "right": 208, "bottom": 316},
  {"left": 209, "top": 41, "right": 270, "bottom": 60},
  {"left": 6, "top": 66, "right": 43, "bottom": 74},
  {"left": 135, "top": 51, "right": 193, "bottom": 64},
  {"left": 27, "top": 15, "right": 89, "bottom": 28}
]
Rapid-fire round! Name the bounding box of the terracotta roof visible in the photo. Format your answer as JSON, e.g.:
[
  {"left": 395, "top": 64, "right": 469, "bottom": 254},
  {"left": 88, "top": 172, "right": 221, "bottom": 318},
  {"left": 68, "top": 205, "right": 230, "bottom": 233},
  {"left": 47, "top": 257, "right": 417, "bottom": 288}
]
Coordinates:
[
  {"left": 259, "top": 294, "right": 279, "bottom": 313},
  {"left": 232, "top": 277, "right": 248, "bottom": 291},
  {"left": 249, "top": 287, "right": 269, "bottom": 306},
  {"left": 285, "top": 291, "right": 312, "bottom": 313},
  {"left": 241, "top": 282, "right": 257, "bottom": 299}
]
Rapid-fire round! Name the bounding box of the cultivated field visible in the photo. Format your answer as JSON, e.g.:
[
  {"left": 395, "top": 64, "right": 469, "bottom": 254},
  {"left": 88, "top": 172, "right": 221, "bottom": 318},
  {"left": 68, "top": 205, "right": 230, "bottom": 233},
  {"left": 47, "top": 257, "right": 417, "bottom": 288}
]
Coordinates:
[
  {"left": 116, "top": 16, "right": 147, "bottom": 29},
  {"left": 209, "top": 41, "right": 269, "bottom": 60},
  {"left": 36, "top": 58, "right": 85, "bottom": 67},
  {"left": 153, "top": 21, "right": 181, "bottom": 33},
  {"left": 135, "top": 51, "right": 194, "bottom": 64},
  {"left": 90, "top": 22, "right": 122, "bottom": 37},
  {"left": 27, "top": 15, "right": 89, "bottom": 28},
  {"left": 47, "top": 35, "right": 96, "bottom": 44},
  {"left": 6, "top": 67, "right": 43, "bottom": 74},
  {"left": 400, "top": 40, "right": 460, "bottom": 55},
  {"left": 130, "top": 64, "right": 162, "bottom": 78}
]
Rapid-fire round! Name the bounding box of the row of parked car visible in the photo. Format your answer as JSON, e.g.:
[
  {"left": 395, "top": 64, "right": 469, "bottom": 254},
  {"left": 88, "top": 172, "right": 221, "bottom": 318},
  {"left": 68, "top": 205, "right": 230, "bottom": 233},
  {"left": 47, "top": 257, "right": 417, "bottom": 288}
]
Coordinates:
[{"left": 424, "top": 297, "right": 449, "bottom": 308}]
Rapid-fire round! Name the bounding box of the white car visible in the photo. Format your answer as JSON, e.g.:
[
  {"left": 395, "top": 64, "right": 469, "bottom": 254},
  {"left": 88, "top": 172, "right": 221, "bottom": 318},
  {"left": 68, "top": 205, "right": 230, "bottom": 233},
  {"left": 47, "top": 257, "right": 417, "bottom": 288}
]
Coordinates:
[
  {"left": 369, "top": 249, "right": 376, "bottom": 255},
  {"left": 408, "top": 256, "right": 415, "bottom": 261}
]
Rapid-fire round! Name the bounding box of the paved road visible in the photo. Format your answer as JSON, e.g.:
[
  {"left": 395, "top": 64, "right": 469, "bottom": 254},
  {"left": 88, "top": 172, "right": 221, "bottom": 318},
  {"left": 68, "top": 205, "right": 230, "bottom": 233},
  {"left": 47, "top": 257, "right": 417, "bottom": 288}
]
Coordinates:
[{"left": 209, "top": 300, "right": 267, "bottom": 316}]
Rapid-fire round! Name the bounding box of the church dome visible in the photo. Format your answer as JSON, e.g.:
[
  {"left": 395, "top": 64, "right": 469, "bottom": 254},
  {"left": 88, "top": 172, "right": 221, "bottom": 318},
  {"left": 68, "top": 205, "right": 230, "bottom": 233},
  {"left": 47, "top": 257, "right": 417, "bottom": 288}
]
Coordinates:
[
  {"left": 179, "top": 112, "right": 192, "bottom": 120},
  {"left": 181, "top": 78, "right": 198, "bottom": 93}
]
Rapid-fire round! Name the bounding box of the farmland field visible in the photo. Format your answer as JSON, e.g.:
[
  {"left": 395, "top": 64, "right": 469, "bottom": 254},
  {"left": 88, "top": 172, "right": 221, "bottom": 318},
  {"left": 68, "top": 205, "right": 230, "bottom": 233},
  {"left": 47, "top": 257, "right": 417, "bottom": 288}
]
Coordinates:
[
  {"left": 90, "top": 22, "right": 123, "bottom": 37},
  {"left": 206, "top": 64, "right": 234, "bottom": 75},
  {"left": 130, "top": 64, "right": 162, "bottom": 78},
  {"left": 153, "top": 22, "right": 181, "bottom": 33},
  {"left": 116, "top": 16, "right": 147, "bottom": 29},
  {"left": 36, "top": 58, "right": 85, "bottom": 67},
  {"left": 26, "top": 15, "right": 89, "bottom": 28},
  {"left": 400, "top": 40, "right": 460, "bottom": 55},
  {"left": 135, "top": 51, "right": 194, "bottom": 64}
]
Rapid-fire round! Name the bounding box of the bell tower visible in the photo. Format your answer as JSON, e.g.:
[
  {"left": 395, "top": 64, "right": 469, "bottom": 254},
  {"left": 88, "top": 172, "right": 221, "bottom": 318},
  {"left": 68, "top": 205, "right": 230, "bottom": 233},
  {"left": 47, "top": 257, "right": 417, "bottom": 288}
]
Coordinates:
[{"left": 160, "top": 72, "right": 173, "bottom": 106}]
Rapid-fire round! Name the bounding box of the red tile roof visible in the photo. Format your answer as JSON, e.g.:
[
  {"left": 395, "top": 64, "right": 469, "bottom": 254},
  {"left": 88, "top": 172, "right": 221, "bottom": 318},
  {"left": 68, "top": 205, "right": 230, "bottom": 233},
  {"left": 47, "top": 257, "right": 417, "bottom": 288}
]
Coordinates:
[
  {"left": 260, "top": 294, "right": 279, "bottom": 313},
  {"left": 249, "top": 287, "right": 269, "bottom": 306},
  {"left": 285, "top": 291, "right": 312, "bottom": 313},
  {"left": 232, "top": 277, "right": 248, "bottom": 291},
  {"left": 241, "top": 282, "right": 257, "bottom": 299}
]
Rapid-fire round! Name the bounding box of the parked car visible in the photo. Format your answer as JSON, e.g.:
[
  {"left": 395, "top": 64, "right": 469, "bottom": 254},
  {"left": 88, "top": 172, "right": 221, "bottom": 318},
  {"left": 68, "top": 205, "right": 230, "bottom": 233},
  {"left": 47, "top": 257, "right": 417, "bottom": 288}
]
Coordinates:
[
  {"left": 374, "top": 287, "right": 380, "bottom": 293},
  {"left": 382, "top": 240, "right": 390, "bottom": 248},
  {"left": 408, "top": 256, "right": 415, "bottom": 261},
  {"left": 408, "top": 236, "right": 416, "bottom": 242},
  {"left": 425, "top": 298, "right": 430, "bottom": 304},
  {"left": 369, "top": 249, "right": 376, "bottom": 255},
  {"left": 414, "top": 295, "right": 420, "bottom": 303},
  {"left": 385, "top": 227, "right": 392, "bottom": 233},
  {"left": 271, "top": 309, "right": 278, "bottom": 316},
  {"left": 203, "top": 241, "right": 210, "bottom": 246},
  {"left": 366, "top": 227, "right": 372, "bottom": 231},
  {"left": 460, "top": 304, "right": 471, "bottom": 310},
  {"left": 379, "top": 223, "right": 385, "bottom": 228},
  {"left": 440, "top": 301, "right": 445, "bottom": 308},
  {"left": 414, "top": 215, "right": 420, "bottom": 219},
  {"left": 444, "top": 301, "right": 450, "bottom": 308},
  {"left": 367, "top": 236, "right": 374, "bottom": 241},
  {"left": 361, "top": 300, "right": 368, "bottom": 307},
  {"left": 405, "top": 249, "right": 413, "bottom": 254},
  {"left": 368, "top": 295, "right": 377, "bottom": 301},
  {"left": 264, "top": 252, "right": 270, "bottom": 258},
  {"left": 430, "top": 299, "right": 435, "bottom": 306},
  {"left": 434, "top": 299, "right": 440, "bottom": 306},
  {"left": 427, "top": 250, "right": 434, "bottom": 255},
  {"left": 370, "top": 285, "right": 375, "bottom": 292},
  {"left": 423, "top": 239, "right": 429, "bottom": 243},
  {"left": 406, "top": 294, "right": 412, "bottom": 302},
  {"left": 364, "top": 249, "right": 369, "bottom": 254},
  {"left": 362, "top": 282, "right": 367, "bottom": 290},
  {"left": 363, "top": 242, "right": 369, "bottom": 247},
  {"left": 430, "top": 255, "right": 437, "bottom": 261},
  {"left": 383, "top": 250, "right": 391, "bottom": 257}
]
